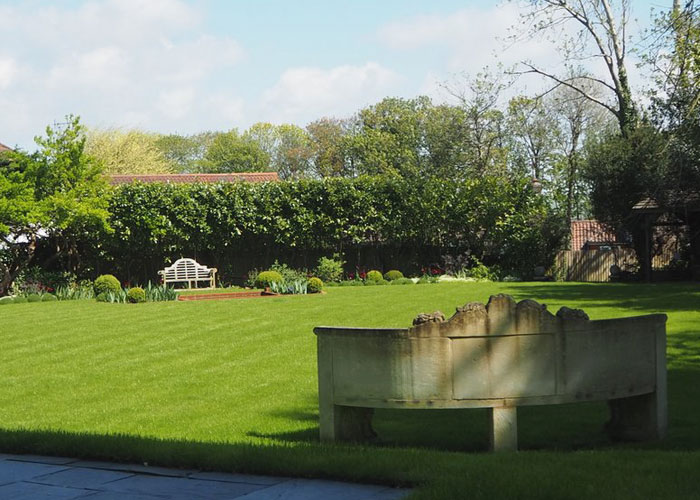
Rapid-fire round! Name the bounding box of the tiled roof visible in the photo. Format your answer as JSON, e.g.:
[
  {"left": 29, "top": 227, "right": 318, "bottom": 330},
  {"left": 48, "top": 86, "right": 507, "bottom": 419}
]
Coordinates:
[
  {"left": 0, "top": 142, "right": 13, "bottom": 153},
  {"left": 570, "top": 220, "right": 625, "bottom": 250},
  {"left": 109, "top": 172, "right": 279, "bottom": 185}
]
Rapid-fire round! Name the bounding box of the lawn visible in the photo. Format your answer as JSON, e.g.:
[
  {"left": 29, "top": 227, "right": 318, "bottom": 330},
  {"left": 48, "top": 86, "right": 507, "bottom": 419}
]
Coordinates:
[{"left": 1, "top": 282, "right": 699, "bottom": 499}]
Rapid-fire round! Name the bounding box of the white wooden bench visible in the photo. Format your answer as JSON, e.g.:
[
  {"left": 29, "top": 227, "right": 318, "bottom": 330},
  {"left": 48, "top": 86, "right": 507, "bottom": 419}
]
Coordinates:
[{"left": 158, "top": 258, "right": 217, "bottom": 289}]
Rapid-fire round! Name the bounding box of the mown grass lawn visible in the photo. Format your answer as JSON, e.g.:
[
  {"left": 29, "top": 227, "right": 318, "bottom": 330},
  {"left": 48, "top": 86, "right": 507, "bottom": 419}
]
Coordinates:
[{"left": 1, "top": 282, "right": 699, "bottom": 499}]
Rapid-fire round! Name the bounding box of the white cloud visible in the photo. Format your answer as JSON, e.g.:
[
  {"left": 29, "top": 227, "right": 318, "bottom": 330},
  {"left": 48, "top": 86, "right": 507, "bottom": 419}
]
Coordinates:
[
  {"left": 0, "top": 0, "right": 245, "bottom": 148},
  {"left": 260, "top": 63, "right": 400, "bottom": 123},
  {"left": 0, "top": 58, "right": 18, "bottom": 89},
  {"left": 377, "top": 4, "right": 560, "bottom": 73}
]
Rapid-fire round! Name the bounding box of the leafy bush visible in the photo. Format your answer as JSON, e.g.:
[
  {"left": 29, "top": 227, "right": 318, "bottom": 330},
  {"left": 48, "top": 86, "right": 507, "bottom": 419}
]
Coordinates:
[
  {"left": 96, "top": 289, "right": 128, "bottom": 303},
  {"left": 468, "top": 258, "right": 499, "bottom": 281},
  {"left": 391, "top": 277, "right": 413, "bottom": 285},
  {"left": 96, "top": 292, "right": 108, "bottom": 303},
  {"left": 0, "top": 296, "right": 14, "bottom": 305},
  {"left": 383, "top": 270, "right": 404, "bottom": 281},
  {"left": 270, "top": 261, "right": 308, "bottom": 283},
  {"left": 314, "top": 255, "right": 345, "bottom": 283},
  {"left": 13, "top": 297, "right": 28, "bottom": 303},
  {"left": 364, "top": 280, "right": 377, "bottom": 286},
  {"left": 27, "top": 293, "right": 42, "bottom": 303},
  {"left": 254, "top": 270, "right": 283, "bottom": 289},
  {"left": 41, "top": 294, "right": 58, "bottom": 302},
  {"left": 366, "top": 270, "right": 383, "bottom": 282},
  {"left": 127, "top": 287, "right": 146, "bottom": 303},
  {"left": 308, "top": 277, "right": 323, "bottom": 293},
  {"left": 94, "top": 274, "right": 121, "bottom": 296}
]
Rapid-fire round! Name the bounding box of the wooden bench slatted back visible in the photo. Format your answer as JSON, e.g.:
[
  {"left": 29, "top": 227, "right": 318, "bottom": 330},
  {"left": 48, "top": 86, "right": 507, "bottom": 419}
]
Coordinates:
[{"left": 158, "top": 258, "right": 217, "bottom": 289}]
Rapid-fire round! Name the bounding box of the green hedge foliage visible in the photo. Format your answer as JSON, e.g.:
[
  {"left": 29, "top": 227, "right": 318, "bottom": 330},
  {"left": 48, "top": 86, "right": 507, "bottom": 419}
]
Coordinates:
[{"left": 90, "top": 177, "right": 565, "bottom": 282}]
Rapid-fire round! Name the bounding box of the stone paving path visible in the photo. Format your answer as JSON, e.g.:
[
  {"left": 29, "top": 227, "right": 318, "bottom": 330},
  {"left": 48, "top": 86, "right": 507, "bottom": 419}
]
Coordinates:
[{"left": 0, "top": 453, "right": 410, "bottom": 499}]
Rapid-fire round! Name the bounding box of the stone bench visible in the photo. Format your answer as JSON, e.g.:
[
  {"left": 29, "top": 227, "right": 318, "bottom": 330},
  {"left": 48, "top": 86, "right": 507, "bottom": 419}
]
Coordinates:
[
  {"left": 158, "top": 258, "right": 217, "bottom": 289},
  {"left": 314, "top": 294, "right": 667, "bottom": 451}
]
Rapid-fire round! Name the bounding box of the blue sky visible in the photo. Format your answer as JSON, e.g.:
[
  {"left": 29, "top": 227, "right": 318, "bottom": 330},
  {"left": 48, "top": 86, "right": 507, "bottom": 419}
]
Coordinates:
[{"left": 0, "top": 0, "right": 666, "bottom": 150}]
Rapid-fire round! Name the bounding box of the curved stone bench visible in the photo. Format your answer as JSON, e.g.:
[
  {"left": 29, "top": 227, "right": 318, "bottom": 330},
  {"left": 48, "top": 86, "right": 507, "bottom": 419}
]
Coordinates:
[{"left": 313, "top": 294, "right": 667, "bottom": 451}]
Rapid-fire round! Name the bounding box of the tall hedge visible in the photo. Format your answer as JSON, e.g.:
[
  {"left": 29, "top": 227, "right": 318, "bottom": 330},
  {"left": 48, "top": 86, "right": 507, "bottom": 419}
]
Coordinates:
[{"left": 95, "top": 177, "right": 565, "bottom": 283}]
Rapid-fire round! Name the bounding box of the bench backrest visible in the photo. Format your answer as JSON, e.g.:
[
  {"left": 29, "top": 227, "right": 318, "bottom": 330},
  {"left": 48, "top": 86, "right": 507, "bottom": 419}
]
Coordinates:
[{"left": 160, "top": 258, "right": 212, "bottom": 279}]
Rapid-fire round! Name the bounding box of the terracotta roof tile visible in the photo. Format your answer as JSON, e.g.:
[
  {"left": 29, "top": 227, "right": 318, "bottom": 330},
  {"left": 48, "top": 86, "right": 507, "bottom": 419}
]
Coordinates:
[
  {"left": 570, "top": 220, "right": 625, "bottom": 250},
  {"left": 0, "top": 142, "right": 13, "bottom": 153},
  {"left": 109, "top": 172, "right": 279, "bottom": 185}
]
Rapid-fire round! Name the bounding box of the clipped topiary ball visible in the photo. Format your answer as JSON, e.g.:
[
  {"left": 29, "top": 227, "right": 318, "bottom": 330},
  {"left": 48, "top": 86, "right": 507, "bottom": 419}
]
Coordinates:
[
  {"left": 27, "top": 293, "right": 42, "bottom": 303},
  {"left": 255, "top": 270, "right": 283, "bottom": 289},
  {"left": 376, "top": 278, "right": 389, "bottom": 285},
  {"left": 383, "top": 270, "right": 404, "bottom": 281},
  {"left": 391, "top": 277, "right": 414, "bottom": 285},
  {"left": 308, "top": 277, "right": 324, "bottom": 293},
  {"left": 127, "top": 287, "right": 146, "bottom": 303},
  {"left": 41, "top": 294, "right": 58, "bottom": 302},
  {"left": 13, "top": 296, "right": 28, "bottom": 304},
  {"left": 94, "top": 274, "right": 121, "bottom": 296},
  {"left": 366, "top": 270, "right": 383, "bottom": 282}
]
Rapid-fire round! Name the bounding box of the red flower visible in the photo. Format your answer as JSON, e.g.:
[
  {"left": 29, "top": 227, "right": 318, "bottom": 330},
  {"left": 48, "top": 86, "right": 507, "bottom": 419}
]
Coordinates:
[
  {"left": 348, "top": 272, "right": 355, "bottom": 280},
  {"left": 359, "top": 271, "right": 366, "bottom": 279}
]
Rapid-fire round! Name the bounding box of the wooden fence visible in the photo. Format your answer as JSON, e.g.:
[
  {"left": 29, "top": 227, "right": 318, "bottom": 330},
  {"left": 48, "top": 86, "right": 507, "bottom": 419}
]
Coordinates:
[
  {"left": 554, "top": 248, "right": 677, "bottom": 282},
  {"left": 554, "top": 249, "right": 635, "bottom": 282}
]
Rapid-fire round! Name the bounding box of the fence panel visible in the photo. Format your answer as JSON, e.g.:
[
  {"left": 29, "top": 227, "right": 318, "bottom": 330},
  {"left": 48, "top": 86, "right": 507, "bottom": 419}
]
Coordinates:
[{"left": 555, "top": 249, "right": 638, "bottom": 282}]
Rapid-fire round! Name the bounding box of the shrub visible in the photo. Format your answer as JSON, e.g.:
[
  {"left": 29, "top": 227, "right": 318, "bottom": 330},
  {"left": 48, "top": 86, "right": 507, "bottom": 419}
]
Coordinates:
[
  {"left": 314, "top": 254, "right": 345, "bottom": 283},
  {"left": 94, "top": 274, "right": 121, "bottom": 296},
  {"left": 13, "top": 297, "right": 28, "bottom": 303},
  {"left": 308, "top": 277, "right": 324, "bottom": 293},
  {"left": 27, "top": 293, "right": 42, "bottom": 303},
  {"left": 391, "top": 277, "right": 413, "bottom": 285},
  {"left": 270, "top": 260, "right": 308, "bottom": 283},
  {"left": 41, "top": 294, "right": 58, "bottom": 302},
  {"left": 255, "top": 270, "right": 283, "bottom": 289},
  {"left": 55, "top": 284, "right": 95, "bottom": 301},
  {"left": 127, "top": 287, "right": 146, "bottom": 303},
  {"left": 364, "top": 280, "right": 377, "bottom": 286},
  {"left": 383, "top": 270, "right": 404, "bottom": 281},
  {"left": 366, "top": 270, "right": 383, "bottom": 282},
  {"left": 0, "top": 296, "right": 14, "bottom": 305},
  {"left": 96, "top": 292, "right": 109, "bottom": 303}
]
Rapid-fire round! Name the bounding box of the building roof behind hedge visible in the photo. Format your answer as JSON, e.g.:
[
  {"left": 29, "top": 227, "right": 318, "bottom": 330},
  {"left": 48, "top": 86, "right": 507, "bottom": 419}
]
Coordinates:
[
  {"left": 109, "top": 173, "right": 279, "bottom": 185},
  {"left": 0, "top": 142, "right": 13, "bottom": 153}
]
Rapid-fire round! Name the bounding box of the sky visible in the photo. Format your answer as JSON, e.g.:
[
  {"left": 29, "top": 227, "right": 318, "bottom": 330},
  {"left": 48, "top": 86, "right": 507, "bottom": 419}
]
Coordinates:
[{"left": 0, "top": 0, "right": 667, "bottom": 150}]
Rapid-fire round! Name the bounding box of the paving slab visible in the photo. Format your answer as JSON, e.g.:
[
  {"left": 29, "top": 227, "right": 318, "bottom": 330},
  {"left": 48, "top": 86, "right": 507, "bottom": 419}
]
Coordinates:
[
  {"left": 0, "top": 461, "right": 71, "bottom": 486},
  {"left": 0, "top": 453, "right": 412, "bottom": 499},
  {"left": 100, "top": 474, "right": 265, "bottom": 498},
  {"left": 0, "top": 480, "right": 95, "bottom": 499},
  {"left": 236, "top": 478, "right": 408, "bottom": 500},
  {"left": 32, "top": 467, "right": 135, "bottom": 489}
]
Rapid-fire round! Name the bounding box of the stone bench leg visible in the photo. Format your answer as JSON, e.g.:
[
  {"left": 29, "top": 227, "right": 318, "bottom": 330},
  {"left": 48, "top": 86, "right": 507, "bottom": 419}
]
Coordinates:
[
  {"left": 606, "top": 391, "right": 667, "bottom": 441},
  {"left": 489, "top": 406, "right": 518, "bottom": 452},
  {"left": 319, "top": 404, "right": 376, "bottom": 442}
]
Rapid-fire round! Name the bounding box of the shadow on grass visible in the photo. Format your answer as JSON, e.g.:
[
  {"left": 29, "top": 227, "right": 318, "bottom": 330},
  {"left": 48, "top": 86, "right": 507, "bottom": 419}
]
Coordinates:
[
  {"left": 503, "top": 282, "right": 700, "bottom": 315},
  {"left": 249, "top": 368, "right": 700, "bottom": 454}
]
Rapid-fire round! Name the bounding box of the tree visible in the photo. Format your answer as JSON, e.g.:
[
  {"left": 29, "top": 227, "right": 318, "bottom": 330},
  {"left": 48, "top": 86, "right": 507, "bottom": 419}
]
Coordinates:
[
  {"left": 0, "top": 116, "right": 110, "bottom": 295},
  {"left": 202, "top": 130, "right": 270, "bottom": 173},
  {"left": 155, "top": 132, "right": 215, "bottom": 173},
  {"left": 443, "top": 70, "right": 510, "bottom": 176},
  {"left": 86, "top": 128, "right": 174, "bottom": 175},
  {"left": 273, "top": 124, "right": 314, "bottom": 180},
  {"left": 514, "top": 0, "right": 637, "bottom": 136},
  {"left": 307, "top": 118, "right": 348, "bottom": 178},
  {"left": 506, "top": 95, "right": 559, "bottom": 181}
]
